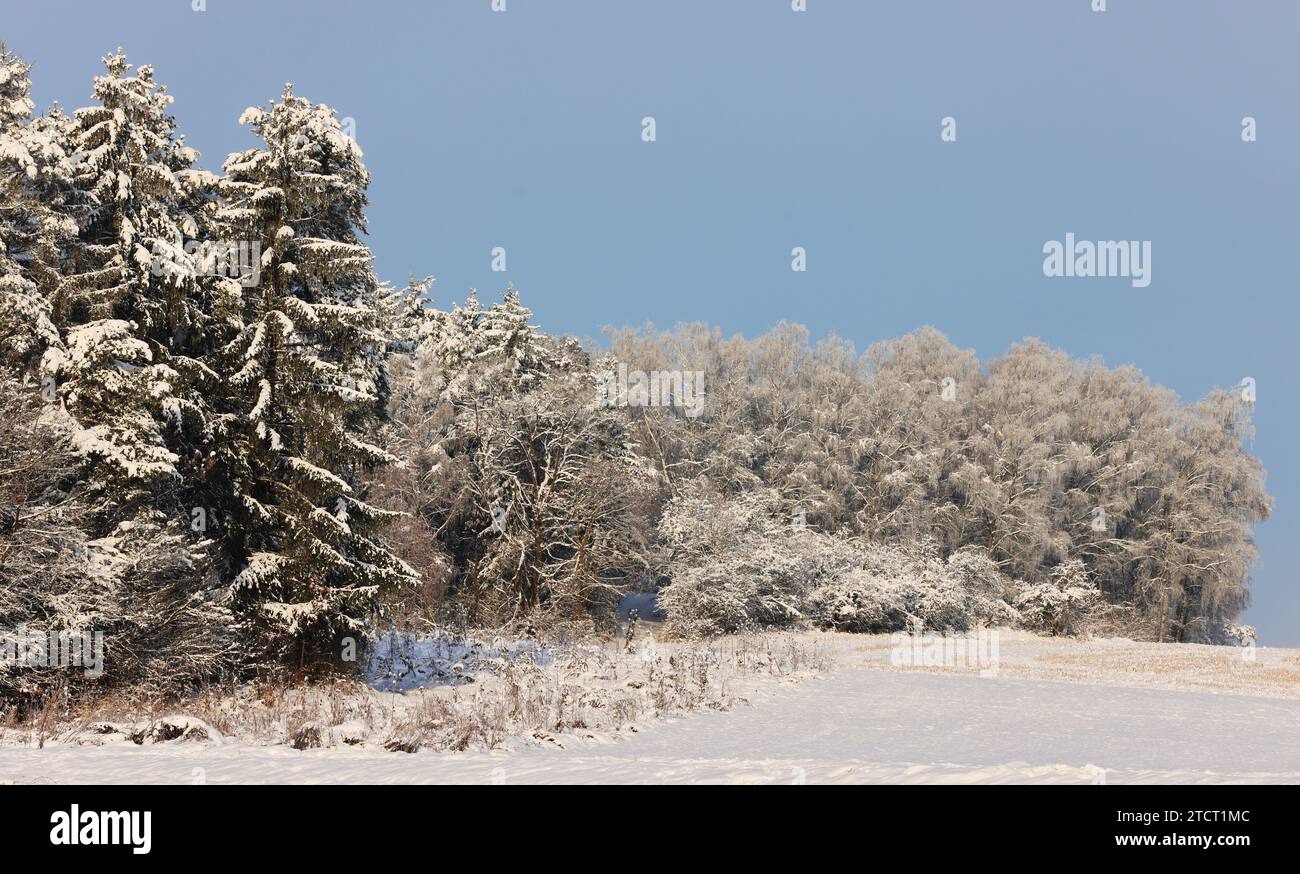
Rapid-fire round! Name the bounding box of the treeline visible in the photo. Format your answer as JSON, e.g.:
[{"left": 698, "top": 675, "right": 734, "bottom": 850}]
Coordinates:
[
  {"left": 387, "top": 310, "right": 1269, "bottom": 647},
  {"left": 0, "top": 46, "right": 1270, "bottom": 709}
]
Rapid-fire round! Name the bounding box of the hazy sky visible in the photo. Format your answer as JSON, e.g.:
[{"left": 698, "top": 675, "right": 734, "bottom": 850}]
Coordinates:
[{"left": 8, "top": 1, "right": 1298, "bottom": 642}]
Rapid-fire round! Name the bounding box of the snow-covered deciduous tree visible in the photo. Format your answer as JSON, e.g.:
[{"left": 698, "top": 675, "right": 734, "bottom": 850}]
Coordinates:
[
  {"left": 857, "top": 327, "right": 980, "bottom": 550},
  {"left": 383, "top": 288, "right": 652, "bottom": 626},
  {"left": 1124, "top": 389, "right": 1271, "bottom": 642},
  {"left": 607, "top": 323, "right": 1269, "bottom": 643},
  {"left": 958, "top": 339, "right": 1073, "bottom": 579},
  {"left": 464, "top": 368, "right": 653, "bottom": 620},
  {"left": 0, "top": 378, "right": 103, "bottom": 707}
]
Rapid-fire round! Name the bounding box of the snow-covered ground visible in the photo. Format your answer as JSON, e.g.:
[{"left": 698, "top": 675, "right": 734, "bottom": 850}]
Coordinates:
[{"left": 3, "top": 630, "right": 1298, "bottom": 784}]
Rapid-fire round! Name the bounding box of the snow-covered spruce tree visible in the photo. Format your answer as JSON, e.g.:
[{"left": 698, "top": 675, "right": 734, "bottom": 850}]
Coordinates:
[
  {"left": 413, "top": 285, "right": 561, "bottom": 396},
  {"left": 214, "top": 85, "right": 416, "bottom": 668},
  {"left": 2, "top": 50, "right": 238, "bottom": 699},
  {"left": 0, "top": 43, "right": 74, "bottom": 374},
  {"left": 44, "top": 51, "right": 221, "bottom": 517},
  {"left": 0, "top": 374, "right": 237, "bottom": 708},
  {"left": 55, "top": 51, "right": 206, "bottom": 329},
  {"left": 375, "top": 275, "right": 432, "bottom": 356},
  {"left": 0, "top": 40, "right": 47, "bottom": 370}
]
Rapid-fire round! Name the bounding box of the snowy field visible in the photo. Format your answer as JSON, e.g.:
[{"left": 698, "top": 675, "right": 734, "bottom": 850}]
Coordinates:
[{"left": 3, "top": 631, "right": 1298, "bottom": 785}]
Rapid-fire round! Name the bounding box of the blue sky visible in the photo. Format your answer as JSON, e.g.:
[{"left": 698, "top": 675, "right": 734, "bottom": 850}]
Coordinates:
[{"left": 8, "top": 1, "right": 1298, "bottom": 642}]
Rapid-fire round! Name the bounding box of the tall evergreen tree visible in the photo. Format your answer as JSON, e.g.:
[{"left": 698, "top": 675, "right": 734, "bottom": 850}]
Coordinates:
[
  {"left": 215, "top": 84, "right": 416, "bottom": 666},
  {"left": 45, "top": 50, "right": 215, "bottom": 512},
  {"left": 0, "top": 43, "right": 70, "bottom": 373},
  {"left": 56, "top": 50, "right": 204, "bottom": 328},
  {"left": 1, "top": 49, "right": 236, "bottom": 698}
]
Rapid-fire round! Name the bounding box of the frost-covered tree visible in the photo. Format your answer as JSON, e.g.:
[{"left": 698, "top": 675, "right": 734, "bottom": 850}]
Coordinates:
[
  {"left": 213, "top": 84, "right": 416, "bottom": 666},
  {"left": 384, "top": 288, "right": 650, "bottom": 625},
  {"left": 858, "top": 327, "right": 979, "bottom": 547},
  {"left": 604, "top": 322, "right": 753, "bottom": 498},
  {"left": 657, "top": 484, "right": 861, "bottom": 636},
  {"left": 40, "top": 51, "right": 221, "bottom": 521},
  {"left": 0, "top": 43, "right": 72, "bottom": 373},
  {"left": 604, "top": 323, "right": 1269, "bottom": 642},
  {"left": 55, "top": 50, "right": 204, "bottom": 329},
  {"left": 461, "top": 366, "right": 654, "bottom": 619},
  {"left": 1125, "top": 390, "right": 1270, "bottom": 642},
  {"left": 959, "top": 339, "right": 1073, "bottom": 578},
  {"left": 0, "top": 379, "right": 235, "bottom": 707},
  {"left": 1015, "top": 559, "right": 1100, "bottom": 636},
  {"left": 0, "top": 378, "right": 104, "bottom": 707}
]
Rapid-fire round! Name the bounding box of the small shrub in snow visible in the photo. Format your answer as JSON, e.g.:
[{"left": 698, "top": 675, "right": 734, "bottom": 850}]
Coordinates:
[
  {"left": 1217, "top": 622, "right": 1257, "bottom": 648},
  {"left": 657, "top": 488, "right": 858, "bottom": 636},
  {"left": 130, "top": 715, "right": 222, "bottom": 745},
  {"left": 1014, "top": 560, "right": 1100, "bottom": 636},
  {"left": 806, "top": 570, "right": 916, "bottom": 633},
  {"left": 945, "top": 547, "right": 1022, "bottom": 627},
  {"left": 659, "top": 555, "right": 799, "bottom": 637},
  {"left": 806, "top": 542, "right": 1018, "bottom": 634},
  {"left": 289, "top": 722, "right": 322, "bottom": 750},
  {"left": 660, "top": 490, "right": 1027, "bottom": 637}
]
